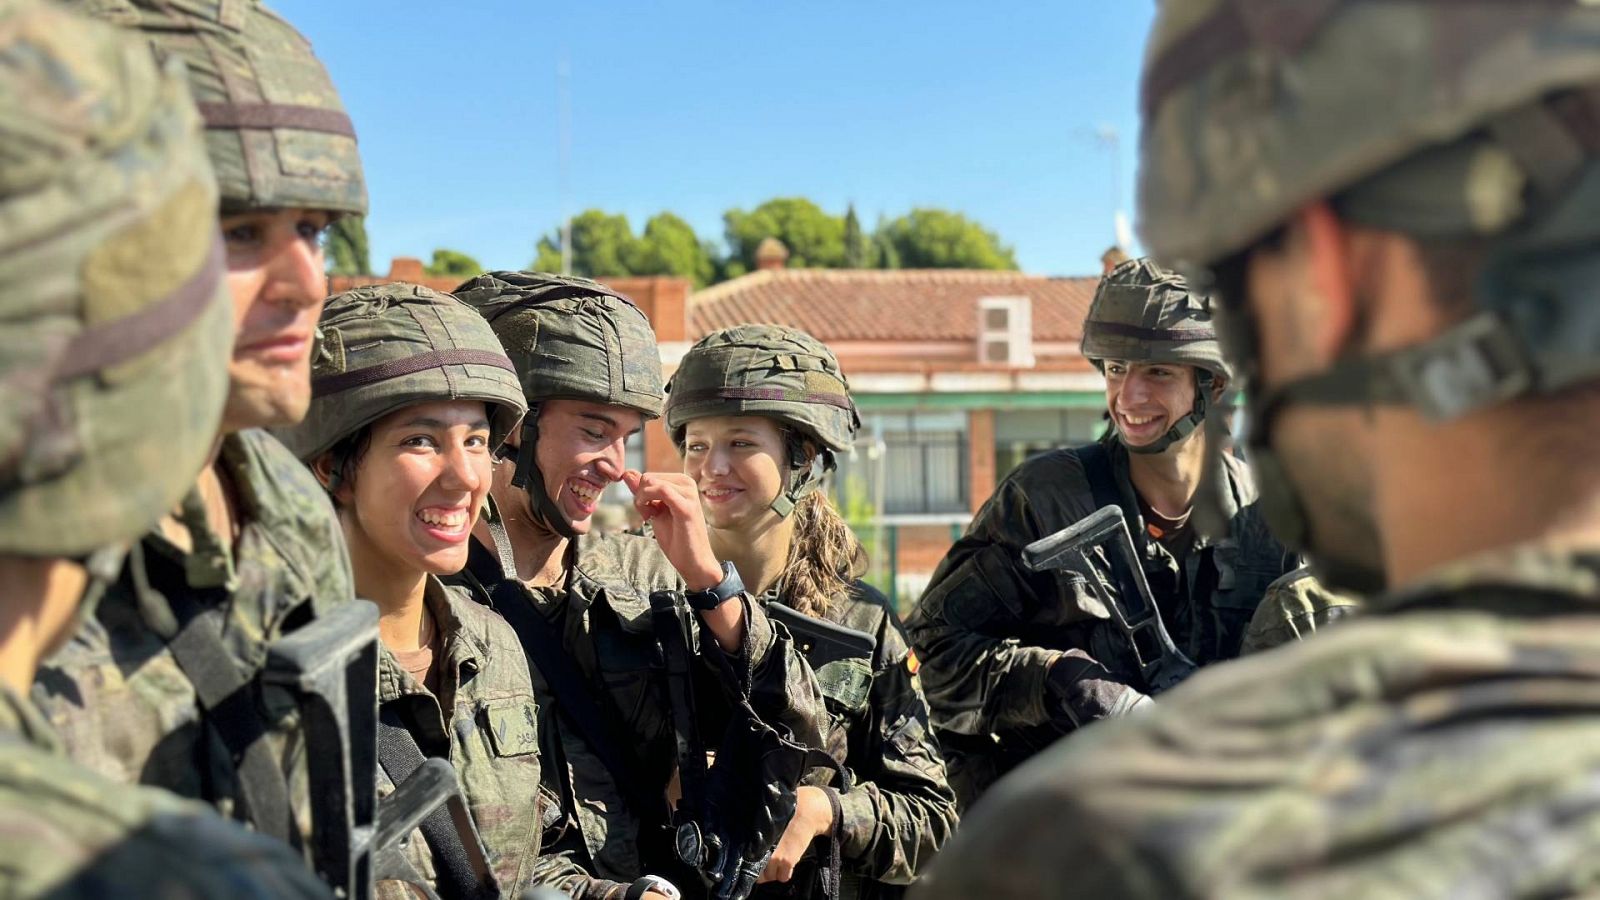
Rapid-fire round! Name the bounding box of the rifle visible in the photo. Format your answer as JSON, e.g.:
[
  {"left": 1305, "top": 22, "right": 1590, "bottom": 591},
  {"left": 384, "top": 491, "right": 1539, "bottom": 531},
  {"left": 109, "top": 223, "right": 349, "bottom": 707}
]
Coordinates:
[
  {"left": 765, "top": 602, "right": 876, "bottom": 659},
  {"left": 1021, "top": 504, "right": 1198, "bottom": 693},
  {"left": 264, "top": 599, "right": 495, "bottom": 900},
  {"left": 651, "top": 590, "right": 842, "bottom": 900}
]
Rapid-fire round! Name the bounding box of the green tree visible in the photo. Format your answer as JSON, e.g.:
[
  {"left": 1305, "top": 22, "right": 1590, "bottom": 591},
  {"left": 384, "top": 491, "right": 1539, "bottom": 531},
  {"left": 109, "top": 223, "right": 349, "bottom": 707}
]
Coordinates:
[
  {"left": 423, "top": 248, "right": 483, "bottom": 278},
  {"left": 532, "top": 209, "right": 637, "bottom": 277},
  {"left": 842, "top": 203, "right": 868, "bottom": 269},
  {"left": 871, "top": 214, "right": 900, "bottom": 270},
  {"left": 325, "top": 215, "right": 370, "bottom": 275},
  {"left": 724, "top": 197, "right": 846, "bottom": 271},
  {"left": 877, "top": 208, "right": 1018, "bottom": 270},
  {"left": 627, "top": 212, "right": 715, "bottom": 287}
]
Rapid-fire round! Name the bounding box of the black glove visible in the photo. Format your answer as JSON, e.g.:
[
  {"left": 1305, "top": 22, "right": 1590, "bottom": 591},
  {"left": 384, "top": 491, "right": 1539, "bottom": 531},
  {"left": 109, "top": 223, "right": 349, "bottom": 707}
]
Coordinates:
[{"left": 1045, "top": 651, "right": 1150, "bottom": 728}]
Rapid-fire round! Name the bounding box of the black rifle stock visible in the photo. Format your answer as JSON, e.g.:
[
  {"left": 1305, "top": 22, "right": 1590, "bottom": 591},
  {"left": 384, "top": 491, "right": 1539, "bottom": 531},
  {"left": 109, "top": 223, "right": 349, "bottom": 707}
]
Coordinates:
[
  {"left": 1022, "top": 505, "right": 1198, "bottom": 692},
  {"left": 765, "top": 602, "right": 876, "bottom": 659},
  {"left": 264, "top": 600, "right": 493, "bottom": 900}
]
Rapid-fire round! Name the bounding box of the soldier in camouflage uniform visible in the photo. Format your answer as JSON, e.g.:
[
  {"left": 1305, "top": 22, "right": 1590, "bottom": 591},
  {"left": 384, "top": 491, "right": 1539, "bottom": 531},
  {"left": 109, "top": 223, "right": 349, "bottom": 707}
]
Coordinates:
[
  {"left": 449, "top": 272, "right": 828, "bottom": 899},
  {"left": 1238, "top": 567, "right": 1362, "bottom": 655},
  {"left": 666, "top": 325, "right": 959, "bottom": 897},
  {"left": 904, "top": 258, "right": 1293, "bottom": 810},
  {"left": 33, "top": 0, "right": 366, "bottom": 853},
  {"left": 0, "top": 4, "right": 328, "bottom": 895},
  {"left": 919, "top": 2, "right": 1600, "bottom": 898},
  {"left": 278, "top": 282, "right": 604, "bottom": 897}
]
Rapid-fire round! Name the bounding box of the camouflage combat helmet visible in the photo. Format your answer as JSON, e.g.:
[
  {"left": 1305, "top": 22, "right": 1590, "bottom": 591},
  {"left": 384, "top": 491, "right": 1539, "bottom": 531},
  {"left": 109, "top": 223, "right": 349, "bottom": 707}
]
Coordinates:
[
  {"left": 666, "top": 325, "right": 862, "bottom": 516},
  {"left": 1081, "top": 258, "right": 1227, "bottom": 454},
  {"left": 1141, "top": 1, "right": 1600, "bottom": 588},
  {"left": 67, "top": 0, "right": 367, "bottom": 216},
  {"left": 0, "top": 0, "right": 233, "bottom": 559},
  {"left": 455, "top": 271, "right": 665, "bottom": 537},
  {"left": 278, "top": 283, "right": 527, "bottom": 470}
]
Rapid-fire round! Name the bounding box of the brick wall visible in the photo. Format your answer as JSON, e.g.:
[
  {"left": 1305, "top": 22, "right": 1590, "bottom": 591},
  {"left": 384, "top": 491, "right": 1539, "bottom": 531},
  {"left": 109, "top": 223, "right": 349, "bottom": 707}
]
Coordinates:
[{"left": 967, "top": 408, "right": 996, "bottom": 515}]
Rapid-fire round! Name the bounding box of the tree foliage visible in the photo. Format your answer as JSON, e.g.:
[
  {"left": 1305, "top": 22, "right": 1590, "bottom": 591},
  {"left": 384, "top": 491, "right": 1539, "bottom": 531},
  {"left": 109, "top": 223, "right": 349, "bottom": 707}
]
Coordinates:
[
  {"left": 532, "top": 210, "right": 717, "bottom": 286},
  {"left": 326, "top": 215, "right": 370, "bottom": 276},
  {"left": 630, "top": 212, "right": 715, "bottom": 287},
  {"left": 842, "top": 204, "right": 868, "bottom": 269},
  {"left": 521, "top": 199, "right": 1020, "bottom": 286},
  {"left": 532, "top": 209, "right": 634, "bottom": 278},
  {"left": 724, "top": 197, "right": 846, "bottom": 271},
  {"left": 877, "top": 208, "right": 1017, "bottom": 270},
  {"left": 424, "top": 248, "right": 483, "bottom": 278}
]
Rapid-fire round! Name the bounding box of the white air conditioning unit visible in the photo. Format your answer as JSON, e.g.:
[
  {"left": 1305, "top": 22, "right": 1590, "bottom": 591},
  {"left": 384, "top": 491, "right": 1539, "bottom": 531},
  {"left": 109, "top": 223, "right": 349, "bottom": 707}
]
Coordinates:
[{"left": 977, "top": 296, "right": 1034, "bottom": 367}]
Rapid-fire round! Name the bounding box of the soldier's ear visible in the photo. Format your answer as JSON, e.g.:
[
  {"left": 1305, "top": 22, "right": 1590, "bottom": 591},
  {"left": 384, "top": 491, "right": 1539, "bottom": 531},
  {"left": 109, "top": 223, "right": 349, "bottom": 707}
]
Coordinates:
[
  {"left": 309, "top": 451, "right": 353, "bottom": 506},
  {"left": 1209, "top": 372, "right": 1230, "bottom": 403},
  {"left": 1295, "top": 201, "right": 1360, "bottom": 366}
]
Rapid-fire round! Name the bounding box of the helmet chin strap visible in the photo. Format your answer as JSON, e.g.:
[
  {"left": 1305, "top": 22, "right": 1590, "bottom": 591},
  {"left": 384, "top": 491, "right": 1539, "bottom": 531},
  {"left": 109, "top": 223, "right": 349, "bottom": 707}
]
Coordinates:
[
  {"left": 1242, "top": 372, "right": 1388, "bottom": 595},
  {"left": 509, "top": 407, "right": 578, "bottom": 541},
  {"left": 1125, "top": 374, "right": 1211, "bottom": 456},
  {"left": 769, "top": 444, "right": 832, "bottom": 518}
]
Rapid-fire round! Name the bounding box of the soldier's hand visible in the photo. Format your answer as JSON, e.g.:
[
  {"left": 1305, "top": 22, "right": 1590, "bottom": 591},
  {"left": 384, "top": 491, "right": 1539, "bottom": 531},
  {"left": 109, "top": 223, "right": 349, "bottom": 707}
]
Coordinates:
[
  {"left": 758, "top": 785, "right": 835, "bottom": 884},
  {"left": 1046, "top": 652, "right": 1148, "bottom": 727},
  {"left": 623, "top": 470, "right": 723, "bottom": 589},
  {"left": 623, "top": 470, "right": 746, "bottom": 652}
]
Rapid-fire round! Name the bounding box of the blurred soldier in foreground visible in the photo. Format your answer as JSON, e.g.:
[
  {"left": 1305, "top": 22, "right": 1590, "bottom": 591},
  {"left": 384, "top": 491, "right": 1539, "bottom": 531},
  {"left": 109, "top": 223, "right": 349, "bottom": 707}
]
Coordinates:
[
  {"left": 905, "top": 259, "right": 1292, "bottom": 810},
  {"left": 35, "top": 0, "right": 367, "bottom": 852},
  {"left": 921, "top": 2, "right": 1600, "bottom": 897},
  {"left": 450, "top": 273, "right": 827, "bottom": 899},
  {"left": 0, "top": 4, "right": 328, "bottom": 895},
  {"left": 668, "top": 325, "right": 959, "bottom": 896}
]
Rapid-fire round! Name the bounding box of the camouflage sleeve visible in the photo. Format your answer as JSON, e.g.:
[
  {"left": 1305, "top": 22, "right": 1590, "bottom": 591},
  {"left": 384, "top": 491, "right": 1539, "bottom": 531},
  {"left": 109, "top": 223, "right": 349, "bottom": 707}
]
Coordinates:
[
  {"left": 835, "top": 615, "right": 959, "bottom": 884},
  {"left": 0, "top": 798, "right": 335, "bottom": 900},
  {"left": 1239, "top": 568, "right": 1365, "bottom": 655},
  {"left": 916, "top": 782, "right": 1166, "bottom": 900},
  {"left": 725, "top": 594, "right": 829, "bottom": 749},
  {"left": 522, "top": 848, "right": 630, "bottom": 900},
  {"left": 905, "top": 479, "right": 1135, "bottom": 737}
]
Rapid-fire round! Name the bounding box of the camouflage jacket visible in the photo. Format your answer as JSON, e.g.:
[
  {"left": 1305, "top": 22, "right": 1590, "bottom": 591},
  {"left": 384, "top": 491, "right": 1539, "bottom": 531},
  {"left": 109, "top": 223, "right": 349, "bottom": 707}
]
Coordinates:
[
  {"left": 903, "top": 439, "right": 1293, "bottom": 808},
  {"left": 1239, "top": 567, "right": 1364, "bottom": 655},
  {"left": 769, "top": 581, "right": 958, "bottom": 899},
  {"left": 0, "top": 683, "right": 331, "bottom": 899},
  {"left": 451, "top": 530, "right": 828, "bottom": 896},
  {"left": 918, "top": 544, "right": 1600, "bottom": 900},
  {"left": 375, "top": 578, "right": 598, "bottom": 898},
  {"left": 33, "top": 429, "right": 353, "bottom": 844}
]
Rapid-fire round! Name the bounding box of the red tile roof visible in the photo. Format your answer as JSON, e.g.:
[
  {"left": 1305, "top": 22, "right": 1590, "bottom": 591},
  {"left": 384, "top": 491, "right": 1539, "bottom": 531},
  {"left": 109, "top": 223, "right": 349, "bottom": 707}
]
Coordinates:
[{"left": 688, "top": 269, "right": 1100, "bottom": 342}]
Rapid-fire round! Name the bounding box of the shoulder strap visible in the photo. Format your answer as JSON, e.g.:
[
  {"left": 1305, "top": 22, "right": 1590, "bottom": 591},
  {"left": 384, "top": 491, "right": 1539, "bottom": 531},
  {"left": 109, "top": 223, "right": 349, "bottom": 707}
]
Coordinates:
[
  {"left": 375, "top": 704, "right": 496, "bottom": 900},
  {"left": 1074, "top": 441, "right": 1133, "bottom": 526},
  {"left": 463, "top": 522, "right": 663, "bottom": 823},
  {"left": 131, "top": 544, "right": 295, "bottom": 845}
]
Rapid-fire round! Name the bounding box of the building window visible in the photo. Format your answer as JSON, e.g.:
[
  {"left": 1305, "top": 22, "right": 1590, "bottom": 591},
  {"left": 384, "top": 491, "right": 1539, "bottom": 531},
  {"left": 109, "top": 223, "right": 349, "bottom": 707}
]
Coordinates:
[
  {"left": 838, "top": 411, "right": 969, "bottom": 516},
  {"left": 994, "top": 408, "right": 1105, "bottom": 477},
  {"left": 977, "top": 296, "right": 1034, "bottom": 367}
]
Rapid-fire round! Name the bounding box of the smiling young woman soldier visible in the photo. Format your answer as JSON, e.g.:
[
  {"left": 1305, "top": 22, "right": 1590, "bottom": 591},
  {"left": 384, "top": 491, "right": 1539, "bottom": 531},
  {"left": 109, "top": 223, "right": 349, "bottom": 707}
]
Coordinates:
[
  {"left": 903, "top": 257, "right": 1295, "bottom": 811},
  {"left": 279, "top": 283, "right": 601, "bottom": 899},
  {"left": 665, "top": 326, "right": 958, "bottom": 898}
]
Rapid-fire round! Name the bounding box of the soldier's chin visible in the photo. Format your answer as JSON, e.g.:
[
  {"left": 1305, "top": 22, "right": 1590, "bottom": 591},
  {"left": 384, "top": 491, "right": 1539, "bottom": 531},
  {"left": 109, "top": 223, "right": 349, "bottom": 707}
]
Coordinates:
[{"left": 564, "top": 507, "right": 595, "bottom": 534}]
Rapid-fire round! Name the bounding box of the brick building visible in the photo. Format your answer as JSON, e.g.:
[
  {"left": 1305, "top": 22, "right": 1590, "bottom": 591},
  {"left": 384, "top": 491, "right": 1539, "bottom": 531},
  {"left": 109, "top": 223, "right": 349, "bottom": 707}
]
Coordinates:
[{"left": 331, "top": 254, "right": 1107, "bottom": 608}]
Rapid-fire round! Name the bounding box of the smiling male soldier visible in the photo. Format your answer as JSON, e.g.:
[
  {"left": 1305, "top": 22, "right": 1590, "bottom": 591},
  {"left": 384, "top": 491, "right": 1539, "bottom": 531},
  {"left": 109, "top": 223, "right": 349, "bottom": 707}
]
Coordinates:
[
  {"left": 35, "top": 0, "right": 366, "bottom": 855},
  {"left": 904, "top": 258, "right": 1293, "bottom": 810}
]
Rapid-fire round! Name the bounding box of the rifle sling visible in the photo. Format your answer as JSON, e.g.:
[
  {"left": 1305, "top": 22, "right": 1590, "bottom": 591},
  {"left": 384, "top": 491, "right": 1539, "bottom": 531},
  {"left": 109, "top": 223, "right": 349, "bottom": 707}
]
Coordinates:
[
  {"left": 464, "top": 521, "right": 663, "bottom": 824},
  {"left": 375, "top": 704, "right": 494, "bottom": 900},
  {"left": 1075, "top": 441, "right": 1139, "bottom": 549},
  {"left": 134, "top": 546, "right": 296, "bottom": 845}
]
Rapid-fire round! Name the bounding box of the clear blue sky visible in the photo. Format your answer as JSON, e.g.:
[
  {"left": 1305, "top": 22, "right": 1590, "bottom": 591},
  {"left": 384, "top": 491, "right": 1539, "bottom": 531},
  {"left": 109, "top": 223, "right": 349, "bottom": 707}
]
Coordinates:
[{"left": 275, "top": 1, "right": 1155, "bottom": 277}]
